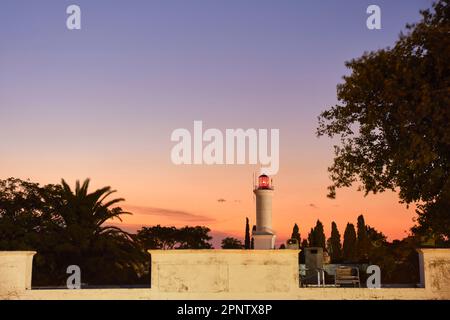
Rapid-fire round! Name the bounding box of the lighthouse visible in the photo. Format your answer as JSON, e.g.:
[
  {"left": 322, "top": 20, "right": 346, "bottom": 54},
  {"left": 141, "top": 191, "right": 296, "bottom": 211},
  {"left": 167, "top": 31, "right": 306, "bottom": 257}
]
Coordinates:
[{"left": 252, "top": 174, "right": 276, "bottom": 249}]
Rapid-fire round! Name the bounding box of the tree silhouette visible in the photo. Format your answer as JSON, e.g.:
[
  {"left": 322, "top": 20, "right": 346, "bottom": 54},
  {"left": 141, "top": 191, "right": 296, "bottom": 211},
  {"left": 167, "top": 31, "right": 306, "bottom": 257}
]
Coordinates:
[
  {"left": 0, "top": 178, "right": 148, "bottom": 286},
  {"left": 317, "top": 0, "right": 450, "bottom": 241},
  {"left": 356, "top": 214, "right": 370, "bottom": 261},
  {"left": 137, "top": 225, "right": 213, "bottom": 250},
  {"left": 328, "top": 221, "right": 342, "bottom": 263},
  {"left": 136, "top": 225, "right": 178, "bottom": 249},
  {"left": 57, "top": 179, "right": 129, "bottom": 239},
  {"left": 1, "top": 177, "right": 425, "bottom": 284},
  {"left": 315, "top": 220, "right": 326, "bottom": 248},
  {"left": 221, "top": 237, "right": 243, "bottom": 249},
  {"left": 176, "top": 226, "right": 213, "bottom": 249},
  {"left": 245, "top": 217, "right": 251, "bottom": 249},
  {"left": 291, "top": 223, "right": 301, "bottom": 245},
  {"left": 50, "top": 179, "right": 146, "bottom": 285},
  {"left": 0, "top": 178, "right": 61, "bottom": 251},
  {"left": 343, "top": 223, "right": 357, "bottom": 263},
  {"left": 308, "top": 220, "right": 326, "bottom": 248}
]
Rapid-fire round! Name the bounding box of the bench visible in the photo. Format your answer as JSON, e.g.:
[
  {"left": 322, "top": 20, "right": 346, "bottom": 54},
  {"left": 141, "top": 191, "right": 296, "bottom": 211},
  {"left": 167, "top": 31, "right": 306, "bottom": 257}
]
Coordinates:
[{"left": 335, "top": 266, "right": 360, "bottom": 287}]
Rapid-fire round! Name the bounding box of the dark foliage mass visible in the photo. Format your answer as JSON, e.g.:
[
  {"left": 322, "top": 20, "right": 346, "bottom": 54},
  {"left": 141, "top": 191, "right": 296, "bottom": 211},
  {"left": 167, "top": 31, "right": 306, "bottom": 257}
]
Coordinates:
[
  {"left": 293, "top": 215, "right": 420, "bottom": 284},
  {"left": 0, "top": 177, "right": 423, "bottom": 285},
  {"left": 220, "top": 237, "right": 244, "bottom": 249},
  {"left": 317, "top": 0, "right": 450, "bottom": 242},
  {"left": 0, "top": 178, "right": 213, "bottom": 286},
  {"left": 136, "top": 225, "right": 213, "bottom": 250}
]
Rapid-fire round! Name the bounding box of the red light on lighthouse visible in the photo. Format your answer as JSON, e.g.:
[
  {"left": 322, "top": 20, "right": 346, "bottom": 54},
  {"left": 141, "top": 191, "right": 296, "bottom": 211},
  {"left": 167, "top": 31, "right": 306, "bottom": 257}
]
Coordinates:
[{"left": 258, "top": 174, "right": 270, "bottom": 189}]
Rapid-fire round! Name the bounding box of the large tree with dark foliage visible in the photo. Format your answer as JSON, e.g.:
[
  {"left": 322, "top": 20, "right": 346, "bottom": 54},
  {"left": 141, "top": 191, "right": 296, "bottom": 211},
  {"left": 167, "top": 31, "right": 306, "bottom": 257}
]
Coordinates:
[
  {"left": 137, "top": 225, "right": 213, "bottom": 249},
  {"left": 0, "top": 178, "right": 61, "bottom": 251},
  {"left": 221, "top": 237, "right": 244, "bottom": 249},
  {"left": 317, "top": 1, "right": 450, "bottom": 242},
  {"left": 0, "top": 178, "right": 148, "bottom": 286},
  {"left": 176, "top": 226, "right": 213, "bottom": 249},
  {"left": 136, "top": 225, "right": 178, "bottom": 249}
]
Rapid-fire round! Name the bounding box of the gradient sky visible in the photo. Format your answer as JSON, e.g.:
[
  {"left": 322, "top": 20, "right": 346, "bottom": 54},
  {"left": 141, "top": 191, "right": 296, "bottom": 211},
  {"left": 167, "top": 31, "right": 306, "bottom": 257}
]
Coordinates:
[{"left": 0, "top": 0, "right": 432, "bottom": 247}]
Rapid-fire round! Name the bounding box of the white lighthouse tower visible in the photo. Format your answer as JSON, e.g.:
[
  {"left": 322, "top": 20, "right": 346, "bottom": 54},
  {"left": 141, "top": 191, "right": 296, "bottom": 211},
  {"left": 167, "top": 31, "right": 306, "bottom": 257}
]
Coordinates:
[{"left": 252, "top": 174, "right": 276, "bottom": 249}]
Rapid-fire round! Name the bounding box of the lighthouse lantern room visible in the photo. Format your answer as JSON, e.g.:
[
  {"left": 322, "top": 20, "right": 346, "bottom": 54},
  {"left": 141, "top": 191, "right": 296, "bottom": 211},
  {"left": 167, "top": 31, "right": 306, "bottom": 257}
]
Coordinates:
[{"left": 258, "top": 174, "right": 271, "bottom": 189}]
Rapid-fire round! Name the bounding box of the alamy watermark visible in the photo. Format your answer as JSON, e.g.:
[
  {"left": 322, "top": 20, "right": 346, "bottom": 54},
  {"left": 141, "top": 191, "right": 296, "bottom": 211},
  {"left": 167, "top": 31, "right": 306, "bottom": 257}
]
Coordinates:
[
  {"left": 367, "top": 5, "right": 381, "bottom": 30},
  {"left": 66, "top": 265, "right": 81, "bottom": 289},
  {"left": 66, "top": 4, "right": 81, "bottom": 30},
  {"left": 170, "top": 121, "right": 280, "bottom": 175},
  {"left": 65, "top": 4, "right": 381, "bottom": 32},
  {"left": 366, "top": 264, "right": 381, "bottom": 288}
]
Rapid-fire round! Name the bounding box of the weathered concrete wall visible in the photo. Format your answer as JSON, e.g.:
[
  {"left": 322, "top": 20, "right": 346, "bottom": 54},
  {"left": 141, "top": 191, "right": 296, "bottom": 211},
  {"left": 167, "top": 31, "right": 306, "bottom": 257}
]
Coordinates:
[
  {"left": 12, "top": 287, "right": 438, "bottom": 300},
  {"left": 417, "top": 248, "right": 450, "bottom": 299},
  {"left": 150, "top": 250, "right": 299, "bottom": 294},
  {"left": 1, "top": 249, "right": 450, "bottom": 300},
  {"left": 0, "top": 251, "right": 35, "bottom": 299}
]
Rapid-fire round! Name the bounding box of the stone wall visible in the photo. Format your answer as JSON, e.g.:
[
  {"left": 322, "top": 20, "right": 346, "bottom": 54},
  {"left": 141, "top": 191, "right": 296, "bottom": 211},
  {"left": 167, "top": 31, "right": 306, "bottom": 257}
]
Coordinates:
[
  {"left": 418, "top": 248, "right": 450, "bottom": 299},
  {"left": 1, "top": 249, "right": 449, "bottom": 300},
  {"left": 150, "top": 250, "right": 299, "bottom": 294}
]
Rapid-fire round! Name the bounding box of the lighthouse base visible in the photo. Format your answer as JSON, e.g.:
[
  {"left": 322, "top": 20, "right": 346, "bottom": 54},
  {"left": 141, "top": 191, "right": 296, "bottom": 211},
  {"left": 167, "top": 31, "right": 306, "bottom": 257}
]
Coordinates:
[{"left": 253, "top": 233, "right": 276, "bottom": 250}]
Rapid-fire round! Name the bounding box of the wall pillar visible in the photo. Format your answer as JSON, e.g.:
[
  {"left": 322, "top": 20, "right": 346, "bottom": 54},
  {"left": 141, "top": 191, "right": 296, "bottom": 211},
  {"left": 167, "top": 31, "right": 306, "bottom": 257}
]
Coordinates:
[
  {"left": 0, "top": 251, "right": 36, "bottom": 296},
  {"left": 417, "top": 248, "right": 450, "bottom": 298}
]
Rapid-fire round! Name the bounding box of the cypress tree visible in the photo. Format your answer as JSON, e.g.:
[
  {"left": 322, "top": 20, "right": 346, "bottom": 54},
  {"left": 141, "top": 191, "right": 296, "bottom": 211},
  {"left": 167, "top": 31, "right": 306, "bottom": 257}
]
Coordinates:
[
  {"left": 356, "top": 214, "right": 369, "bottom": 261},
  {"left": 291, "top": 223, "right": 301, "bottom": 245},
  {"left": 328, "top": 221, "right": 342, "bottom": 262},
  {"left": 307, "top": 220, "right": 326, "bottom": 248},
  {"left": 313, "top": 220, "right": 326, "bottom": 248},
  {"left": 244, "top": 217, "right": 251, "bottom": 249},
  {"left": 343, "top": 223, "right": 357, "bottom": 262}
]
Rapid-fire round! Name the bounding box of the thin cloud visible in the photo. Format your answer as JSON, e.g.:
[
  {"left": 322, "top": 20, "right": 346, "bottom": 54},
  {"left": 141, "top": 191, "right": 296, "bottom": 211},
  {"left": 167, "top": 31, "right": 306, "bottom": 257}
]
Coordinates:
[
  {"left": 105, "top": 222, "right": 145, "bottom": 233},
  {"left": 124, "top": 205, "right": 216, "bottom": 223}
]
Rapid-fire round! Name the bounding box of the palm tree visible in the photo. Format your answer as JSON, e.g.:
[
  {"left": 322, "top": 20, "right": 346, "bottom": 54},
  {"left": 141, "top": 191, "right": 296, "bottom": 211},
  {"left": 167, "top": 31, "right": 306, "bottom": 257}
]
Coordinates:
[
  {"left": 57, "top": 178, "right": 129, "bottom": 238},
  {"left": 48, "top": 179, "right": 147, "bottom": 286}
]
